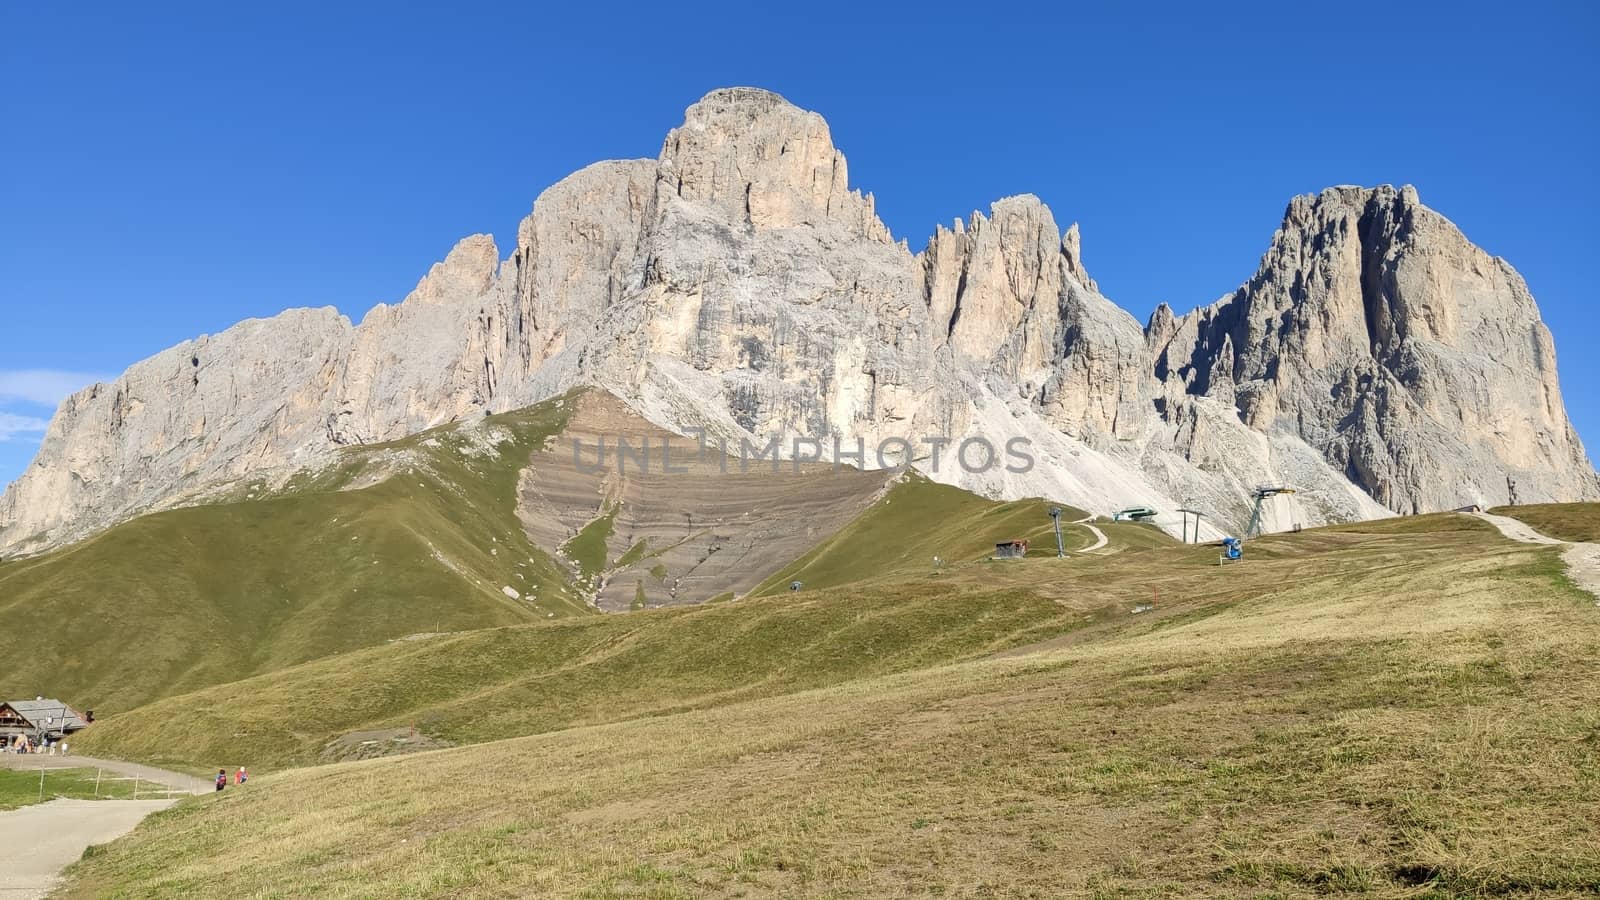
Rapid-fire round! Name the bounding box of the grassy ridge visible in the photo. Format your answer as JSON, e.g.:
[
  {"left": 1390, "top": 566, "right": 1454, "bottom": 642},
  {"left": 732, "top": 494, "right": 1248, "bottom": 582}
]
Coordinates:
[
  {"left": 57, "top": 513, "right": 1600, "bottom": 897},
  {"left": 1492, "top": 502, "right": 1600, "bottom": 543},
  {"left": 0, "top": 397, "right": 587, "bottom": 715},
  {"left": 73, "top": 582, "right": 1085, "bottom": 771},
  {"left": 751, "top": 476, "right": 1106, "bottom": 595}
]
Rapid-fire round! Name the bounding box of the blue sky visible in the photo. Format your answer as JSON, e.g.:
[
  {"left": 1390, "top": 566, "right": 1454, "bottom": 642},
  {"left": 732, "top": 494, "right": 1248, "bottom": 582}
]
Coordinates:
[{"left": 2, "top": 1, "right": 1596, "bottom": 488}]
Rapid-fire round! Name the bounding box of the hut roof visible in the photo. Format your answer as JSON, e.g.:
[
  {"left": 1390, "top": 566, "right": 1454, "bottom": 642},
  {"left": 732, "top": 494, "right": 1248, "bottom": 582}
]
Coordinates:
[{"left": 0, "top": 699, "right": 88, "bottom": 731}]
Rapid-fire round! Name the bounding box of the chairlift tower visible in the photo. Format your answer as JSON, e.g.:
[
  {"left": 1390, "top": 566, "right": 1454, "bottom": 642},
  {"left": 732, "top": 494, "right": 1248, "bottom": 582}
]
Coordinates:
[
  {"left": 1176, "top": 508, "right": 1206, "bottom": 544},
  {"left": 1244, "top": 486, "right": 1296, "bottom": 539},
  {"left": 1047, "top": 507, "right": 1065, "bottom": 557}
]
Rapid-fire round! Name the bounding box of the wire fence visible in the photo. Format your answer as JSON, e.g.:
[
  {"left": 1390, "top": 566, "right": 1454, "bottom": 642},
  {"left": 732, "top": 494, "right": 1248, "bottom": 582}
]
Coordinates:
[{"left": 25, "top": 766, "right": 187, "bottom": 803}]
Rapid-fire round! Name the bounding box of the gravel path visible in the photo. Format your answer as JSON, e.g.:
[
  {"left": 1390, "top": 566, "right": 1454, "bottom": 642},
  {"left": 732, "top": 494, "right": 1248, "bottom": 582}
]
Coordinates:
[
  {"left": 0, "top": 798, "right": 177, "bottom": 899},
  {"left": 0, "top": 756, "right": 204, "bottom": 898},
  {"left": 1072, "top": 516, "right": 1109, "bottom": 553},
  {"left": 1473, "top": 511, "right": 1600, "bottom": 602},
  {"left": 1079, "top": 523, "right": 1109, "bottom": 553}
]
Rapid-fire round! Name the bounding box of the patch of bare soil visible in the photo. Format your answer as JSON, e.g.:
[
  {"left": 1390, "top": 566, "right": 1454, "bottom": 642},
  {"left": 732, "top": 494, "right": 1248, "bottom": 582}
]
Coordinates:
[
  {"left": 518, "top": 390, "right": 894, "bottom": 610},
  {"left": 321, "top": 727, "right": 452, "bottom": 763}
]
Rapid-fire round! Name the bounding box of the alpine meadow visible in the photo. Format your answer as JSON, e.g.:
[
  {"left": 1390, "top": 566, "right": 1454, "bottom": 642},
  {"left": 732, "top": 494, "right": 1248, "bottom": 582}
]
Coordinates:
[{"left": 3, "top": 9, "right": 1599, "bottom": 897}]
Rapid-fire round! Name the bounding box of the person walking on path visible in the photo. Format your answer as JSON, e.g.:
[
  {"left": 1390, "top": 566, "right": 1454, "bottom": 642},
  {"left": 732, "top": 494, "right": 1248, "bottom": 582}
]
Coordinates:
[
  {"left": 215, "top": 769, "right": 227, "bottom": 792},
  {"left": 235, "top": 767, "right": 247, "bottom": 785}
]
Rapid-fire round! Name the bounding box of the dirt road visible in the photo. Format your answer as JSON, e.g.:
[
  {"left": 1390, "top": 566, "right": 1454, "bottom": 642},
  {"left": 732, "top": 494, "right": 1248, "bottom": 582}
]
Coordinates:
[
  {"left": 0, "top": 756, "right": 202, "bottom": 898},
  {"left": 1473, "top": 511, "right": 1600, "bottom": 601},
  {"left": 0, "top": 798, "right": 176, "bottom": 899},
  {"left": 1072, "top": 516, "right": 1109, "bottom": 553}
]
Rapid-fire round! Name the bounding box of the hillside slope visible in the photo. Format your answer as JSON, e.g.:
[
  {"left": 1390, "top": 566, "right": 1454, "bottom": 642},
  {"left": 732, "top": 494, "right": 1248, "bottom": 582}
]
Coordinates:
[
  {"left": 518, "top": 390, "right": 895, "bottom": 610},
  {"left": 0, "top": 396, "right": 587, "bottom": 713},
  {"left": 5, "top": 388, "right": 1099, "bottom": 716},
  {"left": 58, "top": 513, "right": 1600, "bottom": 897},
  {"left": 751, "top": 477, "right": 1098, "bottom": 595},
  {"left": 72, "top": 580, "right": 1083, "bottom": 771},
  {"left": 75, "top": 468, "right": 1161, "bottom": 770}
]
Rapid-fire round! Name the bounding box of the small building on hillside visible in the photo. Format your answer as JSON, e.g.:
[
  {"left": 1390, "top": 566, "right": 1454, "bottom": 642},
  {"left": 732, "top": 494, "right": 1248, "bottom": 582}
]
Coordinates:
[
  {"left": 0, "top": 699, "right": 90, "bottom": 739},
  {"left": 994, "top": 539, "right": 1029, "bottom": 559}
]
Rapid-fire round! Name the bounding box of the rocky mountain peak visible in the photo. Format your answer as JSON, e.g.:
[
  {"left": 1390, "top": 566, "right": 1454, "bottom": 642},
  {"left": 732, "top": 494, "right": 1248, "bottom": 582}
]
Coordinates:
[
  {"left": 1144, "top": 302, "right": 1178, "bottom": 352},
  {"left": 656, "top": 88, "right": 891, "bottom": 242},
  {"left": 396, "top": 233, "right": 499, "bottom": 308},
  {"left": 920, "top": 194, "right": 1065, "bottom": 369},
  {"left": 1165, "top": 182, "right": 1597, "bottom": 512},
  {"left": 1, "top": 92, "right": 1593, "bottom": 556}
]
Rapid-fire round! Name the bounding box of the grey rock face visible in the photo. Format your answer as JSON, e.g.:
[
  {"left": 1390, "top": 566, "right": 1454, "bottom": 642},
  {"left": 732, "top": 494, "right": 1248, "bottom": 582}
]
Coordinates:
[
  {"left": 1151, "top": 185, "right": 1598, "bottom": 512},
  {"left": 2, "top": 90, "right": 1592, "bottom": 555},
  {"left": 0, "top": 308, "right": 354, "bottom": 549}
]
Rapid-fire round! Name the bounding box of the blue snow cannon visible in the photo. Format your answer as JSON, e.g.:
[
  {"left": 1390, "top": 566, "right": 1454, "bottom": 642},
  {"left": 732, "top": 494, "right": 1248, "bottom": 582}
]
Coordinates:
[{"left": 1220, "top": 536, "right": 1243, "bottom": 565}]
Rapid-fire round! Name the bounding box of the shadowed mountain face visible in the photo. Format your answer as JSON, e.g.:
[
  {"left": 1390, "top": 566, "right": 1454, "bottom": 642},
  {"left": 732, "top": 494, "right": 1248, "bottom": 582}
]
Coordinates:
[{"left": 2, "top": 89, "right": 1593, "bottom": 555}]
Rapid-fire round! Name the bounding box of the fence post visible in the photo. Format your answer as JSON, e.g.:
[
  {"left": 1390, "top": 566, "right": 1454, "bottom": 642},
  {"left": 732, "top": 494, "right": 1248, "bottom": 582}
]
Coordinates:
[
  {"left": 38, "top": 767, "right": 44, "bottom": 802},
  {"left": 133, "top": 776, "right": 139, "bottom": 800},
  {"left": 95, "top": 768, "right": 102, "bottom": 798}
]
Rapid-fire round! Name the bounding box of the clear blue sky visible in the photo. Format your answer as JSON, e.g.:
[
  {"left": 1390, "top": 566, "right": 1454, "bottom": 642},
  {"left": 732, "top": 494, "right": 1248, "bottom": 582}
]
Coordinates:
[{"left": 2, "top": 1, "right": 1595, "bottom": 488}]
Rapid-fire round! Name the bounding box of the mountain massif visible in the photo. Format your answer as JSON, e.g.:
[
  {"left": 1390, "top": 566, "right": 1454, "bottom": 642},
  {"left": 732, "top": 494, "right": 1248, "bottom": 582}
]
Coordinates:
[{"left": 2, "top": 87, "right": 1593, "bottom": 554}]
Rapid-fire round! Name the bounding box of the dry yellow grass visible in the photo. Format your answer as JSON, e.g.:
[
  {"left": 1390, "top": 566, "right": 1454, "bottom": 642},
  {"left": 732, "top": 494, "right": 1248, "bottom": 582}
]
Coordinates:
[
  {"left": 59, "top": 514, "right": 1600, "bottom": 897},
  {"left": 1491, "top": 502, "right": 1600, "bottom": 543}
]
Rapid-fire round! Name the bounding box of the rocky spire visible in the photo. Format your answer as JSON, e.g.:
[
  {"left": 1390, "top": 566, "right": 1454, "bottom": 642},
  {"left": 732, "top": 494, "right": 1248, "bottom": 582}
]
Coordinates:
[
  {"left": 920, "top": 195, "right": 1063, "bottom": 373},
  {"left": 1165, "top": 184, "right": 1598, "bottom": 511},
  {"left": 1061, "top": 222, "right": 1098, "bottom": 293}
]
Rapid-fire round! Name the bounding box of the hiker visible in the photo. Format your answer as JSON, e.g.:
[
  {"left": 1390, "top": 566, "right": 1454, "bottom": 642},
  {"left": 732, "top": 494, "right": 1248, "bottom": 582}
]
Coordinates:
[
  {"left": 215, "top": 769, "right": 227, "bottom": 792},
  {"left": 59, "top": 741, "right": 68, "bottom": 757},
  {"left": 235, "top": 766, "right": 247, "bottom": 785}
]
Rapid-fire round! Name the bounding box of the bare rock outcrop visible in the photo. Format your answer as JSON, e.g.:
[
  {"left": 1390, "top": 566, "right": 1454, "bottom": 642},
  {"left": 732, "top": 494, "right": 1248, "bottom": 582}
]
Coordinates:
[
  {"left": 0, "top": 308, "right": 353, "bottom": 548},
  {"left": 1151, "top": 185, "right": 1598, "bottom": 512},
  {"left": 2, "top": 89, "right": 1592, "bottom": 556}
]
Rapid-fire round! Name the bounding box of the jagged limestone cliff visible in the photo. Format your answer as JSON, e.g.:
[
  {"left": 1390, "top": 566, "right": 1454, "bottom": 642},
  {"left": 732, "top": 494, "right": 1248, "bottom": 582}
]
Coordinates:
[
  {"left": 2, "top": 88, "right": 1592, "bottom": 554},
  {"left": 1150, "top": 185, "right": 1594, "bottom": 513}
]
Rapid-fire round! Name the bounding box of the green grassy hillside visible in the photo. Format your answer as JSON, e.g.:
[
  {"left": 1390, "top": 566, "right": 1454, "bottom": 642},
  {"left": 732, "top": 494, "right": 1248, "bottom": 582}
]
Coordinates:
[
  {"left": 750, "top": 476, "right": 1113, "bottom": 595},
  {"left": 0, "top": 396, "right": 588, "bottom": 714},
  {"left": 75, "top": 512, "right": 1482, "bottom": 774},
  {"left": 58, "top": 512, "right": 1600, "bottom": 897},
  {"left": 73, "top": 579, "right": 1088, "bottom": 772},
  {"left": 1, "top": 390, "right": 1154, "bottom": 718},
  {"left": 70, "top": 469, "right": 1187, "bottom": 773}
]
